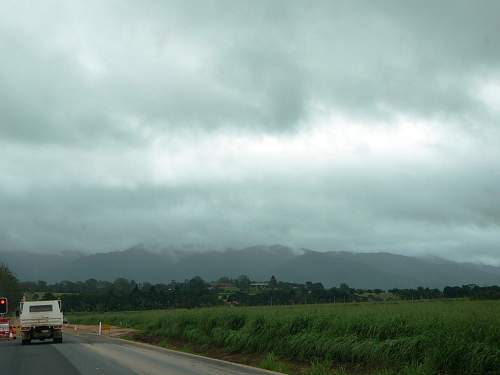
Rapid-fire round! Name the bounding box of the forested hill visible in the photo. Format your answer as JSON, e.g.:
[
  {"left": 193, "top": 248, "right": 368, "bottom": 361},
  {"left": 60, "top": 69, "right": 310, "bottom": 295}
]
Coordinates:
[{"left": 2, "top": 245, "right": 500, "bottom": 289}]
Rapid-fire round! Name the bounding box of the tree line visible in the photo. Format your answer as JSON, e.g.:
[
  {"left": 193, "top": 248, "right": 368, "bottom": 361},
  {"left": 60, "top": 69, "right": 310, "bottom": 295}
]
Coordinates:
[
  {"left": 0, "top": 263, "right": 22, "bottom": 309},
  {"left": 4, "top": 262, "right": 500, "bottom": 313},
  {"left": 20, "top": 275, "right": 500, "bottom": 313},
  {"left": 20, "top": 276, "right": 357, "bottom": 311}
]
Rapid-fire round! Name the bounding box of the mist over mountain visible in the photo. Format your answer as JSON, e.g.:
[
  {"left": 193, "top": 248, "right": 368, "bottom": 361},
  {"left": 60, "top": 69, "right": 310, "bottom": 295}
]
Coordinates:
[{"left": 2, "top": 245, "right": 500, "bottom": 289}]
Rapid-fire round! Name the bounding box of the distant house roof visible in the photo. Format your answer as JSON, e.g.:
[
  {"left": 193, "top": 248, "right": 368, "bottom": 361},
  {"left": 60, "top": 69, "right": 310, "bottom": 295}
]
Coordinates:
[
  {"left": 212, "top": 283, "right": 235, "bottom": 288},
  {"left": 250, "top": 282, "right": 269, "bottom": 287}
]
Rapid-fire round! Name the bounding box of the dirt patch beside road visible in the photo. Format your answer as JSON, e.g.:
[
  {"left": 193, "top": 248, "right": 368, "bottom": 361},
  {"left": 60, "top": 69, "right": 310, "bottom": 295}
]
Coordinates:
[{"left": 64, "top": 323, "right": 136, "bottom": 338}]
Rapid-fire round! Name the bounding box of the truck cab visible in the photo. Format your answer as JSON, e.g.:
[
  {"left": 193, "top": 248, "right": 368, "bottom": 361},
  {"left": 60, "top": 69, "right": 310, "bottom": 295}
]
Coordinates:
[{"left": 20, "top": 300, "right": 63, "bottom": 345}]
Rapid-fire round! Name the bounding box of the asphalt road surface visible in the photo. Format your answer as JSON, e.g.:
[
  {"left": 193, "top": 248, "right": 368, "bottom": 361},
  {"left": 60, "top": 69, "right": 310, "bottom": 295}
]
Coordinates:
[{"left": 0, "top": 333, "right": 279, "bottom": 375}]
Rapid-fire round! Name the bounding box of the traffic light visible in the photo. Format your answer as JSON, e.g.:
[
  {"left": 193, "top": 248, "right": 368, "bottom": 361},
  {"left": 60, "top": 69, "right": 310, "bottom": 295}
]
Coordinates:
[{"left": 0, "top": 298, "right": 7, "bottom": 314}]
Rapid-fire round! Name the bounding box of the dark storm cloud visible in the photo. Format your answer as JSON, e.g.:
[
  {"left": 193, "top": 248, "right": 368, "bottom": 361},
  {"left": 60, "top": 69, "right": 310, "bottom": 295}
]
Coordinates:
[
  {"left": 1, "top": 0, "right": 500, "bottom": 262},
  {"left": 1, "top": 148, "right": 499, "bottom": 262},
  {"left": 1, "top": 0, "right": 499, "bottom": 143}
]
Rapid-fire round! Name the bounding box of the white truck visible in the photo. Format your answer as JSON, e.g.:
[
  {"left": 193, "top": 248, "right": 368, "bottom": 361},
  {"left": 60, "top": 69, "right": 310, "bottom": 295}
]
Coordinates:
[{"left": 20, "top": 300, "right": 64, "bottom": 345}]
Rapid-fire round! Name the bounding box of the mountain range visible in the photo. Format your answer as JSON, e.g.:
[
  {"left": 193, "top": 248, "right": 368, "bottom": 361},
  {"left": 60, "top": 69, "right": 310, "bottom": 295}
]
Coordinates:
[{"left": 2, "top": 245, "right": 500, "bottom": 289}]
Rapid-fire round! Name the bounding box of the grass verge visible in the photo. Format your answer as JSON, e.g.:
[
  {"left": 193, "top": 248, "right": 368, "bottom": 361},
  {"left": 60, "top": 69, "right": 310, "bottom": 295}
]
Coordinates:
[{"left": 70, "top": 299, "right": 500, "bottom": 374}]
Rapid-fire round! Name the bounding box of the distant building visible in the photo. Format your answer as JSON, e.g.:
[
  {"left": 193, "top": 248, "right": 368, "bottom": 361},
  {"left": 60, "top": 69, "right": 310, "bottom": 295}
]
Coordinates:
[
  {"left": 212, "top": 283, "right": 235, "bottom": 289},
  {"left": 250, "top": 282, "right": 269, "bottom": 289}
]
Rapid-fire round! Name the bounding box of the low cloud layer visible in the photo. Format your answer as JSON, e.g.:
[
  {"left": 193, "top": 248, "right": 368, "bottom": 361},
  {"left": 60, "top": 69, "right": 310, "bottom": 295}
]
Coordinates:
[{"left": 1, "top": 1, "right": 500, "bottom": 263}]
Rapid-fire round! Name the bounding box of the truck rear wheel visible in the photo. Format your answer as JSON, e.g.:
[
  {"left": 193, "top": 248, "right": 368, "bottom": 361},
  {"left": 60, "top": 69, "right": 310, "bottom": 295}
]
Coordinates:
[{"left": 21, "top": 339, "right": 31, "bottom": 345}]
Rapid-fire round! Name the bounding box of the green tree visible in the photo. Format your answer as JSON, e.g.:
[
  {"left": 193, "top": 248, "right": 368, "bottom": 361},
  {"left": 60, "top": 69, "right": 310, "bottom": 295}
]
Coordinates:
[
  {"left": 235, "top": 275, "right": 251, "bottom": 291},
  {"left": 36, "top": 280, "right": 48, "bottom": 292},
  {"left": 42, "top": 292, "right": 56, "bottom": 300},
  {"left": 188, "top": 276, "right": 206, "bottom": 290},
  {"left": 0, "top": 263, "right": 22, "bottom": 312},
  {"left": 270, "top": 275, "right": 278, "bottom": 288},
  {"left": 112, "top": 278, "right": 132, "bottom": 295},
  {"left": 217, "top": 276, "right": 233, "bottom": 284}
]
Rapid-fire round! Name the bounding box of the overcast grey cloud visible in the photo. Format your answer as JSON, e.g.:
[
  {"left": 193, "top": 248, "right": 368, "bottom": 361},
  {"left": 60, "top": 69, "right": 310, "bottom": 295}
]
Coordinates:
[{"left": 1, "top": 0, "right": 500, "bottom": 263}]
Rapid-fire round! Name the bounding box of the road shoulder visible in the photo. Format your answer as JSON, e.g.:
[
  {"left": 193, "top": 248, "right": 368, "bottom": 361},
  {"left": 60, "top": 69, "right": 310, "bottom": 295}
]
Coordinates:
[{"left": 66, "top": 330, "right": 284, "bottom": 375}]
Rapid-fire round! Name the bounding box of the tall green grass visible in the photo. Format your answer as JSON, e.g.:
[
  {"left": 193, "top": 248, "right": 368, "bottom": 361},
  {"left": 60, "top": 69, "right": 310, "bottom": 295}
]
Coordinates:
[
  {"left": 70, "top": 300, "right": 500, "bottom": 374},
  {"left": 259, "top": 352, "right": 291, "bottom": 373}
]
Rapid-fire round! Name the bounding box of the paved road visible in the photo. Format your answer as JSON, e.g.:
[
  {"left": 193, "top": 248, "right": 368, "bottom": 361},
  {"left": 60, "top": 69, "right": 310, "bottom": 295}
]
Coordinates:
[{"left": 0, "top": 333, "right": 278, "bottom": 375}]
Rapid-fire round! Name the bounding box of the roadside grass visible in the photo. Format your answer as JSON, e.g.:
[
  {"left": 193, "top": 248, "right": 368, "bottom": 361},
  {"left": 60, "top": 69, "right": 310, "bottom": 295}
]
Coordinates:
[
  {"left": 375, "top": 363, "right": 430, "bottom": 375},
  {"left": 304, "top": 360, "right": 343, "bottom": 375},
  {"left": 259, "top": 353, "right": 291, "bottom": 373},
  {"left": 69, "top": 299, "right": 500, "bottom": 374}
]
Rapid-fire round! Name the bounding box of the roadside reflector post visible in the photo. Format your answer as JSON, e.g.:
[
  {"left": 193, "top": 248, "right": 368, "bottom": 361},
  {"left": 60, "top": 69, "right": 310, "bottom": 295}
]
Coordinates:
[{"left": 98, "top": 321, "right": 102, "bottom": 336}]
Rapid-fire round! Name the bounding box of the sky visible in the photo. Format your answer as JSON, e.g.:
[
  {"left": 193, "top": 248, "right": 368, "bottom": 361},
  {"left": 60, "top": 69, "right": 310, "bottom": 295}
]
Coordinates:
[{"left": 1, "top": 0, "right": 500, "bottom": 263}]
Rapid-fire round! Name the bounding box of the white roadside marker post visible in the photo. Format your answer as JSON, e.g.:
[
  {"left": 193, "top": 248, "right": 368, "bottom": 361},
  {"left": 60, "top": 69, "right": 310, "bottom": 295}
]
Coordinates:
[{"left": 98, "top": 321, "right": 102, "bottom": 336}]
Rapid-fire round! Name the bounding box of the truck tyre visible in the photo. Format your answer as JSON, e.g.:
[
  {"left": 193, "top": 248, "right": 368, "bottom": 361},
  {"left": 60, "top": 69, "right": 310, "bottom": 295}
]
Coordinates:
[
  {"left": 22, "top": 339, "right": 31, "bottom": 345},
  {"left": 54, "top": 337, "right": 63, "bottom": 344}
]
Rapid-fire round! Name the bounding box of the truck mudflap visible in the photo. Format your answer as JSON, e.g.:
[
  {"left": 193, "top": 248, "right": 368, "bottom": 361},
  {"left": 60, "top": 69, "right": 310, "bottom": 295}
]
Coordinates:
[
  {"left": 21, "top": 330, "right": 31, "bottom": 345},
  {"left": 53, "top": 328, "right": 63, "bottom": 343}
]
